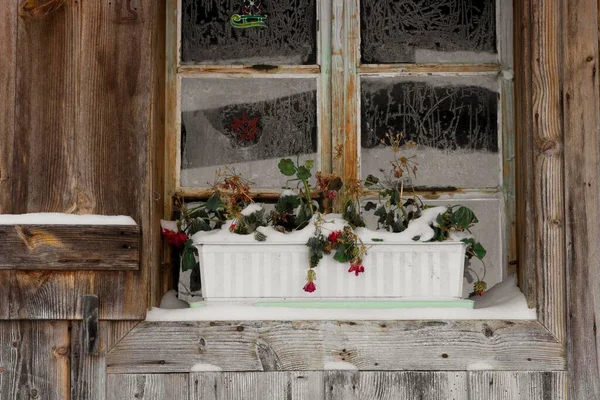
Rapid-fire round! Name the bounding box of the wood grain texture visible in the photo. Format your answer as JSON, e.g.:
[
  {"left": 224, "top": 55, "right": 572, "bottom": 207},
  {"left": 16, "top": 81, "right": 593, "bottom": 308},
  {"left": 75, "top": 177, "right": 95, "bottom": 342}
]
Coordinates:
[
  {"left": 0, "top": 321, "right": 70, "bottom": 399},
  {"left": 514, "top": 0, "right": 538, "bottom": 309},
  {"left": 0, "top": 270, "right": 148, "bottom": 320},
  {"left": 13, "top": 0, "right": 77, "bottom": 213},
  {"left": 107, "top": 374, "right": 188, "bottom": 400},
  {"left": 467, "top": 371, "right": 567, "bottom": 400},
  {"left": 562, "top": 0, "right": 600, "bottom": 398},
  {"left": 183, "top": 371, "right": 567, "bottom": 400},
  {"left": 342, "top": 0, "right": 359, "bottom": 181},
  {"left": 71, "top": 321, "right": 139, "bottom": 400},
  {"left": 0, "top": 225, "right": 139, "bottom": 270},
  {"left": 0, "top": 0, "right": 17, "bottom": 213},
  {"left": 148, "top": 0, "right": 167, "bottom": 308},
  {"left": 106, "top": 320, "right": 565, "bottom": 373},
  {"left": 330, "top": 0, "right": 345, "bottom": 187},
  {"left": 0, "top": 0, "right": 160, "bottom": 320},
  {"left": 529, "top": 0, "right": 567, "bottom": 342},
  {"left": 191, "top": 372, "right": 324, "bottom": 400}
]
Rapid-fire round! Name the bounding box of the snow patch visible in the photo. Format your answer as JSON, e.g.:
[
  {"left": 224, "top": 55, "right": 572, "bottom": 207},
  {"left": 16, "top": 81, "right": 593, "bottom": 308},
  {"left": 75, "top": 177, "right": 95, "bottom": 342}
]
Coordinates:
[
  {"left": 324, "top": 361, "right": 358, "bottom": 370},
  {"left": 241, "top": 203, "right": 263, "bottom": 217},
  {"left": 159, "top": 290, "right": 189, "bottom": 310},
  {"left": 280, "top": 189, "right": 297, "bottom": 197},
  {"left": 160, "top": 219, "right": 178, "bottom": 232},
  {"left": 467, "top": 362, "right": 494, "bottom": 370},
  {"left": 190, "top": 363, "right": 223, "bottom": 372},
  {"left": 0, "top": 213, "right": 136, "bottom": 226},
  {"left": 146, "top": 276, "right": 536, "bottom": 321},
  {"left": 192, "top": 210, "right": 452, "bottom": 245}
]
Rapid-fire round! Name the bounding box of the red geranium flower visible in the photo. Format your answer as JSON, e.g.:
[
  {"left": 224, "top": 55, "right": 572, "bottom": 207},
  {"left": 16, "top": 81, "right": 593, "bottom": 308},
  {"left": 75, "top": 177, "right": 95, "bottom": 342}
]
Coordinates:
[
  {"left": 327, "top": 190, "right": 337, "bottom": 200},
  {"left": 229, "top": 223, "right": 237, "bottom": 232},
  {"left": 303, "top": 281, "right": 316, "bottom": 293},
  {"left": 328, "top": 230, "right": 342, "bottom": 243},
  {"left": 162, "top": 229, "right": 188, "bottom": 249},
  {"left": 348, "top": 259, "right": 365, "bottom": 276}
]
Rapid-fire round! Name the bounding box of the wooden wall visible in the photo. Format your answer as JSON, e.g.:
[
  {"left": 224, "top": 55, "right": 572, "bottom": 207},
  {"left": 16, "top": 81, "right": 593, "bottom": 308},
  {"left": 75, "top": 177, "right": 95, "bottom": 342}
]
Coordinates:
[{"left": 0, "top": 0, "right": 600, "bottom": 399}]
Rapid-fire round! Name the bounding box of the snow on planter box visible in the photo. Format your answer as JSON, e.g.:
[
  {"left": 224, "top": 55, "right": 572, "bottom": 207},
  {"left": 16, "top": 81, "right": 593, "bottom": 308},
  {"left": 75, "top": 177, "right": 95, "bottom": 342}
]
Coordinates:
[{"left": 180, "top": 208, "right": 469, "bottom": 303}]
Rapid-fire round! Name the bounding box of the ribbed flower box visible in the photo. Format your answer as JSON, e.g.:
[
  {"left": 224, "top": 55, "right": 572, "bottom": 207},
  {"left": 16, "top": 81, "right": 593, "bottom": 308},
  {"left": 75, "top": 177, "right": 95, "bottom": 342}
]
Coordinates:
[{"left": 180, "top": 240, "right": 467, "bottom": 303}]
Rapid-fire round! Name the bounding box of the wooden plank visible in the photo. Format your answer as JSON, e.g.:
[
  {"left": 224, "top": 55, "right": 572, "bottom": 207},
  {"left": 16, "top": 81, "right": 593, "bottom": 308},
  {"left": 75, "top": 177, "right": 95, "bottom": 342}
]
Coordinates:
[
  {"left": 0, "top": 0, "right": 17, "bottom": 213},
  {"left": 190, "top": 372, "right": 324, "bottom": 400},
  {"left": 467, "top": 371, "right": 567, "bottom": 399},
  {"left": 356, "top": 372, "right": 468, "bottom": 400},
  {"left": 178, "top": 65, "right": 320, "bottom": 76},
  {"left": 0, "top": 321, "right": 70, "bottom": 399},
  {"left": 529, "top": 0, "right": 567, "bottom": 342},
  {"left": 13, "top": 0, "right": 77, "bottom": 213},
  {"left": 107, "top": 374, "right": 189, "bottom": 400},
  {"left": 148, "top": 0, "right": 167, "bottom": 307},
  {"left": 71, "top": 321, "right": 139, "bottom": 400},
  {"left": 107, "top": 320, "right": 565, "bottom": 373},
  {"left": 0, "top": 225, "right": 139, "bottom": 270},
  {"left": 325, "top": 371, "right": 359, "bottom": 400},
  {"left": 331, "top": 0, "right": 345, "bottom": 187},
  {"left": 562, "top": 0, "right": 600, "bottom": 398},
  {"left": 514, "top": 0, "right": 537, "bottom": 308},
  {"left": 343, "top": 0, "right": 359, "bottom": 181},
  {"left": 359, "top": 64, "right": 500, "bottom": 75}
]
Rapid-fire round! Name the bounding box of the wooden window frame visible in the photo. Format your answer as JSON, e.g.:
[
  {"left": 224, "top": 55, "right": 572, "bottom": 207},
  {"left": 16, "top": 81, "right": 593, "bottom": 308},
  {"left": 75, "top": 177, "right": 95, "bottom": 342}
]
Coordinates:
[{"left": 128, "top": 0, "right": 567, "bottom": 373}]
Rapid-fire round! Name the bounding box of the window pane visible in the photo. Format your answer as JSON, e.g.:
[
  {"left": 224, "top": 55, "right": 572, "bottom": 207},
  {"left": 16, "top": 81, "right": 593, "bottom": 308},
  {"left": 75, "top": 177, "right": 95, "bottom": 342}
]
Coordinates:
[
  {"left": 181, "top": 78, "right": 318, "bottom": 188},
  {"left": 361, "top": 0, "right": 497, "bottom": 64},
  {"left": 181, "top": 0, "right": 318, "bottom": 65},
  {"left": 360, "top": 76, "right": 499, "bottom": 188}
]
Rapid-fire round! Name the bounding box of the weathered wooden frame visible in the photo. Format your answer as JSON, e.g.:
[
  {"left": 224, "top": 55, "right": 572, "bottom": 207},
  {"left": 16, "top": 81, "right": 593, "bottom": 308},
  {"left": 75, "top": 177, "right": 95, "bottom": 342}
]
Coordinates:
[{"left": 111, "top": 0, "right": 569, "bottom": 375}]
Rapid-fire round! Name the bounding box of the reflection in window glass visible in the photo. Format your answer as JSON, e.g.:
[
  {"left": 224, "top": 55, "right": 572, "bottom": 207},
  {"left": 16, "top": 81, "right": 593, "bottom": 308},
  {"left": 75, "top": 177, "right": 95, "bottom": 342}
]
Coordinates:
[
  {"left": 360, "top": 76, "right": 500, "bottom": 188},
  {"left": 181, "top": 78, "right": 318, "bottom": 188},
  {"left": 361, "top": 0, "right": 496, "bottom": 64},
  {"left": 181, "top": 0, "right": 318, "bottom": 65}
]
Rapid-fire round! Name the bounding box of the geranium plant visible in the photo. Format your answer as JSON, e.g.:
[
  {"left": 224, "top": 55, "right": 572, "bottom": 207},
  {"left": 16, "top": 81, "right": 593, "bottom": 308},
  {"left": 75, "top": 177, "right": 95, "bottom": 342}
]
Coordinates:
[{"left": 164, "top": 134, "right": 488, "bottom": 297}]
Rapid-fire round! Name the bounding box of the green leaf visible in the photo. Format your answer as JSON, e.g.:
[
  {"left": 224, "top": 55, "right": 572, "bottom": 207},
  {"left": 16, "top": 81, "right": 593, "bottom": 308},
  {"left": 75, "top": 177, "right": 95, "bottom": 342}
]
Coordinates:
[
  {"left": 333, "top": 244, "right": 351, "bottom": 263},
  {"left": 390, "top": 189, "right": 400, "bottom": 206},
  {"left": 364, "top": 201, "right": 377, "bottom": 211},
  {"left": 304, "top": 160, "right": 314, "bottom": 169},
  {"left": 454, "top": 206, "right": 476, "bottom": 230},
  {"left": 364, "top": 174, "right": 379, "bottom": 187},
  {"left": 278, "top": 158, "right": 297, "bottom": 176},
  {"left": 275, "top": 194, "right": 301, "bottom": 213},
  {"left": 371, "top": 238, "right": 384, "bottom": 242},
  {"left": 472, "top": 242, "right": 487, "bottom": 260},
  {"left": 254, "top": 231, "right": 267, "bottom": 242},
  {"left": 374, "top": 205, "right": 387, "bottom": 217},
  {"left": 181, "top": 241, "right": 198, "bottom": 272},
  {"left": 205, "top": 193, "right": 223, "bottom": 212},
  {"left": 296, "top": 165, "right": 312, "bottom": 181},
  {"left": 412, "top": 235, "right": 421, "bottom": 241}
]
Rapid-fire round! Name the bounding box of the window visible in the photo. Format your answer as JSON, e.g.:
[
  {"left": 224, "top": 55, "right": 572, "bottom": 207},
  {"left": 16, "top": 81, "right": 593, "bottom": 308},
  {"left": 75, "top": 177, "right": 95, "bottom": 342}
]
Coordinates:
[{"left": 166, "top": 0, "right": 514, "bottom": 297}]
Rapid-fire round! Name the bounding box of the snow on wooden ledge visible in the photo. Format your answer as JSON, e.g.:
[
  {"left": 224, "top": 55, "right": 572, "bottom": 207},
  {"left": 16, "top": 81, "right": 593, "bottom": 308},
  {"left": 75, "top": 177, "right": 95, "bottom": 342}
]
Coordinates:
[{"left": 0, "top": 212, "right": 137, "bottom": 225}]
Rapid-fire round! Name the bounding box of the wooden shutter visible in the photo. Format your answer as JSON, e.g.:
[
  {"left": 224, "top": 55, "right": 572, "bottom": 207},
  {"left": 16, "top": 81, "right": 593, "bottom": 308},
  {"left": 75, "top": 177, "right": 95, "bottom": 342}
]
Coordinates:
[{"left": 0, "top": 1, "right": 163, "bottom": 320}]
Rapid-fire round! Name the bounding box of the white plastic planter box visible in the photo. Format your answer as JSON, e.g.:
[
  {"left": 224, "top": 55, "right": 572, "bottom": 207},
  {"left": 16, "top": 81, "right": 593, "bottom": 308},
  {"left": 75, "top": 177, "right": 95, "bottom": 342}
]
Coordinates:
[{"left": 180, "top": 240, "right": 467, "bottom": 302}]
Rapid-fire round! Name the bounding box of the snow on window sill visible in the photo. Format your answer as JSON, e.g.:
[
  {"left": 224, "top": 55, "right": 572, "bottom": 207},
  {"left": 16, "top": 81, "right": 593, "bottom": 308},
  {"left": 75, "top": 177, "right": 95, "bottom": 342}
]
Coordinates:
[{"left": 148, "top": 275, "right": 535, "bottom": 321}]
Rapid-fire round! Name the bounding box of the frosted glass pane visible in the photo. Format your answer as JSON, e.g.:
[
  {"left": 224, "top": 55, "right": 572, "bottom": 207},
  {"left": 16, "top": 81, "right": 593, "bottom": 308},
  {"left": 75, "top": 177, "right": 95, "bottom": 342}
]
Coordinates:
[
  {"left": 181, "top": 0, "right": 317, "bottom": 65},
  {"left": 181, "top": 78, "right": 318, "bottom": 188},
  {"left": 361, "top": 0, "right": 497, "bottom": 63},
  {"left": 360, "top": 76, "right": 500, "bottom": 188}
]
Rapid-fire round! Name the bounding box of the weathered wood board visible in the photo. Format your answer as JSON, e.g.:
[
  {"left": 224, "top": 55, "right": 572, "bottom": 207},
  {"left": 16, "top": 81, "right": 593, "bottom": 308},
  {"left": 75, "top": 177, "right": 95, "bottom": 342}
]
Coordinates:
[
  {"left": 562, "top": 0, "right": 600, "bottom": 398},
  {"left": 191, "top": 371, "right": 325, "bottom": 400},
  {"left": 0, "top": 225, "right": 140, "bottom": 270},
  {"left": 107, "top": 320, "right": 565, "bottom": 373},
  {"left": 0, "top": 321, "right": 70, "bottom": 399},
  {"left": 0, "top": 0, "right": 159, "bottom": 320},
  {"left": 107, "top": 373, "right": 188, "bottom": 400},
  {"left": 71, "top": 320, "right": 140, "bottom": 400}
]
